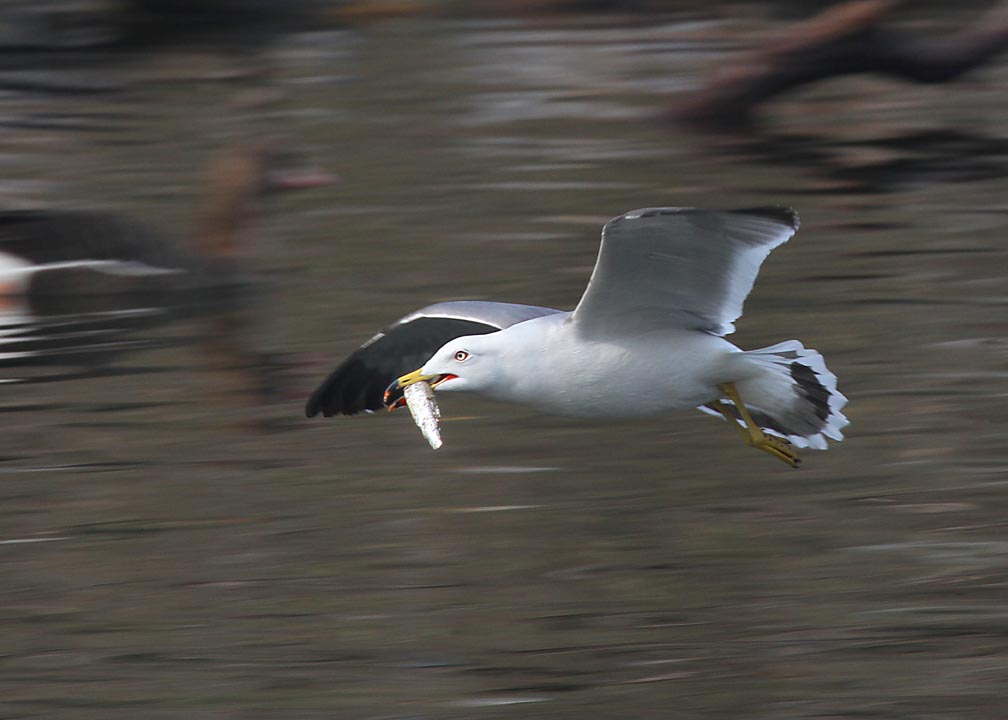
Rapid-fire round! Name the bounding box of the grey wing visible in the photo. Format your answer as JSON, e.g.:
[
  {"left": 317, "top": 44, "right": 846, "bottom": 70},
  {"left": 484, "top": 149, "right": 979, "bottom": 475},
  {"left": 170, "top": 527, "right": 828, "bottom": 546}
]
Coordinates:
[
  {"left": 305, "top": 301, "right": 561, "bottom": 417},
  {"left": 569, "top": 207, "right": 799, "bottom": 337}
]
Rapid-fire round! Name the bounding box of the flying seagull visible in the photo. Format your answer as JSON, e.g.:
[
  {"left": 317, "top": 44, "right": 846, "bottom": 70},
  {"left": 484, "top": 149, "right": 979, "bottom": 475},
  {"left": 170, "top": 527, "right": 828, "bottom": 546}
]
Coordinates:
[{"left": 306, "top": 207, "right": 848, "bottom": 467}]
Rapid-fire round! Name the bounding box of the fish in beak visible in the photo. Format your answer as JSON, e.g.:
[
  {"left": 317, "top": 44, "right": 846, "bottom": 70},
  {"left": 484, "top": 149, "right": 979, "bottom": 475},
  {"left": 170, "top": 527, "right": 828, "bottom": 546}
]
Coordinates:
[{"left": 383, "top": 368, "right": 457, "bottom": 412}]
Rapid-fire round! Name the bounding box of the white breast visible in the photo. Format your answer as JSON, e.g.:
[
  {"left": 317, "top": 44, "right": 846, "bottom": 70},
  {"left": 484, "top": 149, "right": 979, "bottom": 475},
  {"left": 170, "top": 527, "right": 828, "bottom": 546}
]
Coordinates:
[{"left": 485, "top": 315, "right": 738, "bottom": 418}]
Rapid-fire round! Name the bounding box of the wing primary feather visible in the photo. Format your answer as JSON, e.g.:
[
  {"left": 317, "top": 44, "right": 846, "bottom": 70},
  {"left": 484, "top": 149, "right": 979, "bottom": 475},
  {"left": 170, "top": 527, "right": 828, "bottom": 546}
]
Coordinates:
[
  {"left": 627, "top": 206, "right": 797, "bottom": 232},
  {"left": 719, "top": 207, "right": 798, "bottom": 232},
  {"left": 306, "top": 301, "right": 562, "bottom": 418},
  {"left": 570, "top": 207, "right": 799, "bottom": 338},
  {"left": 305, "top": 317, "right": 501, "bottom": 417}
]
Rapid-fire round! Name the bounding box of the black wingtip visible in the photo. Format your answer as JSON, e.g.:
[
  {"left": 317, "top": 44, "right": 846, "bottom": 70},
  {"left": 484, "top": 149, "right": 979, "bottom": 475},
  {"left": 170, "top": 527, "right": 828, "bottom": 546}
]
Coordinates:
[
  {"left": 304, "top": 378, "right": 333, "bottom": 418},
  {"left": 612, "top": 206, "right": 799, "bottom": 232},
  {"left": 738, "top": 206, "right": 799, "bottom": 231},
  {"left": 306, "top": 316, "right": 506, "bottom": 420}
]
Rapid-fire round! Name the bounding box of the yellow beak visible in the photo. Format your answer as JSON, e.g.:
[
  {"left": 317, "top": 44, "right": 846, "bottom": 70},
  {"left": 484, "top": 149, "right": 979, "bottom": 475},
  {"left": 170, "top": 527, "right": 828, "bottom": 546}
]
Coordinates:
[
  {"left": 383, "top": 367, "right": 436, "bottom": 409},
  {"left": 396, "top": 367, "right": 436, "bottom": 389}
]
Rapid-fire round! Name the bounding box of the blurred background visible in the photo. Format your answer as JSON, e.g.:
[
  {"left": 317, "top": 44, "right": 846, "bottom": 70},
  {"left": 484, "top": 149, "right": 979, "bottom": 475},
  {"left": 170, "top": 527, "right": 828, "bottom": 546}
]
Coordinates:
[{"left": 2, "top": 1, "right": 1007, "bottom": 717}]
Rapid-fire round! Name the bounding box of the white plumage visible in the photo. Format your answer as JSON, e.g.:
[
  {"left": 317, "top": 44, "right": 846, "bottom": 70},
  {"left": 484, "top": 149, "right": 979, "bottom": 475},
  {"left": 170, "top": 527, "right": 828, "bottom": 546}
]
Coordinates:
[{"left": 309, "top": 207, "right": 848, "bottom": 467}]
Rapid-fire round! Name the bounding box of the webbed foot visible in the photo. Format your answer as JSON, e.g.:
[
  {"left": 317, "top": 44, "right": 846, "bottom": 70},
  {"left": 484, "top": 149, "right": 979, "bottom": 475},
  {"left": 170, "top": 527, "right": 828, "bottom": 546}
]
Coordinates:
[
  {"left": 747, "top": 431, "right": 800, "bottom": 468},
  {"left": 713, "top": 383, "right": 803, "bottom": 469}
]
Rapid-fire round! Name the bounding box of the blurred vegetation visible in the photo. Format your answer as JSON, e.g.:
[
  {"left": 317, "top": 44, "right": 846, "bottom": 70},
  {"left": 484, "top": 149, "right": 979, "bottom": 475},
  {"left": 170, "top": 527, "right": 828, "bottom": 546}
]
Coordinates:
[{"left": 1, "top": 0, "right": 1004, "bottom": 52}]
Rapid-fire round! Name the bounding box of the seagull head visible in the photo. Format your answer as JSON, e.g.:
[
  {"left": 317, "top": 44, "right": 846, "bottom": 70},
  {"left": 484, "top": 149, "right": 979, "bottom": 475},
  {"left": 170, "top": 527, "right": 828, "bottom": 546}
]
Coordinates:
[{"left": 383, "top": 334, "right": 500, "bottom": 409}]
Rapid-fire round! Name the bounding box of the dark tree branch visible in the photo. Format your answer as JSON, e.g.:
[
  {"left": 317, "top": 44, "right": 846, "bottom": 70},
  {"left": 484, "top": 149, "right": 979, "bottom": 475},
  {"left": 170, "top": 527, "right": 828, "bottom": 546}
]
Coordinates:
[{"left": 669, "top": 1, "right": 1008, "bottom": 128}]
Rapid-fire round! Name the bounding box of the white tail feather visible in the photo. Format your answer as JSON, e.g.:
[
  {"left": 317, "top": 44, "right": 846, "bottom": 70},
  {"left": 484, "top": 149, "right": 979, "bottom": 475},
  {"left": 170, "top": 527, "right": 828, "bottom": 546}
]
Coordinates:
[{"left": 707, "top": 340, "right": 848, "bottom": 450}]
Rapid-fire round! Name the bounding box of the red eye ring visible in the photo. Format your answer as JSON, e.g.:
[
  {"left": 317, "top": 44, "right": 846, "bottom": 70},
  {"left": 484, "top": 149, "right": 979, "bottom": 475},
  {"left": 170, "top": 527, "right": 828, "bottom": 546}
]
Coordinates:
[{"left": 454, "top": 350, "right": 469, "bottom": 362}]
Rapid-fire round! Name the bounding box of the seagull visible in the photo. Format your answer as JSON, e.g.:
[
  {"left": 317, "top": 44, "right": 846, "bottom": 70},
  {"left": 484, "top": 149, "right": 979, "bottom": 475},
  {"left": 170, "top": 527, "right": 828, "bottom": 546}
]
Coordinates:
[{"left": 306, "top": 207, "right": 848, "bottom": 467}]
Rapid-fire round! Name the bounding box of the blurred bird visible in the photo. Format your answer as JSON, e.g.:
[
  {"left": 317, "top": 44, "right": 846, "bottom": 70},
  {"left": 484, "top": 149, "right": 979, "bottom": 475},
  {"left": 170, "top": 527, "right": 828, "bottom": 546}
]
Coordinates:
[
  {"left": 307, "top": 207, "right": 848, "bottom": 468},
  {"left": 0, "top": 144, "right": 334, "bottom": 299}
]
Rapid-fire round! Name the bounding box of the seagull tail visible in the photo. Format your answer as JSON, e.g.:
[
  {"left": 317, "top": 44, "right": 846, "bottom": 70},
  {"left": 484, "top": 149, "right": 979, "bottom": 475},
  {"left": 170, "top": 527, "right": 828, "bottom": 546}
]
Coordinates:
[{"left": 719, "top": 340, "right": 848, "bottom": 449}]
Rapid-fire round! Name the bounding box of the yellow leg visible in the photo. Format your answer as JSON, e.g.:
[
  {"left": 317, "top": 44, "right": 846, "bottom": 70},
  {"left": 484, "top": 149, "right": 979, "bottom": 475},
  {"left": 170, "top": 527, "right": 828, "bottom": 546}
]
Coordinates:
[
  {"left": 704, "top": 400, "right": 751, "bottom": 442},
  {"left": 714, "top": 383, "right": 801, "bottom": 468}
]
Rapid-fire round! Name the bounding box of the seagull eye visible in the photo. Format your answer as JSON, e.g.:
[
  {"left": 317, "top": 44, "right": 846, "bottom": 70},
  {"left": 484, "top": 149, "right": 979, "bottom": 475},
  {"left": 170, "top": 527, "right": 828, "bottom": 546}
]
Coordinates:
[{"left": 453, "top": 350, "right": 469, "bottom": 362}]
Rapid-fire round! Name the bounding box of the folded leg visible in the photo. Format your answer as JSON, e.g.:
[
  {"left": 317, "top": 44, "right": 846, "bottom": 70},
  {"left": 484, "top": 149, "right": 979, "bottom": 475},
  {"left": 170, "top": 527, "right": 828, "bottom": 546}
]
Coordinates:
[{"left": 706, "top": 382, "right": 801, "bottom": 468}]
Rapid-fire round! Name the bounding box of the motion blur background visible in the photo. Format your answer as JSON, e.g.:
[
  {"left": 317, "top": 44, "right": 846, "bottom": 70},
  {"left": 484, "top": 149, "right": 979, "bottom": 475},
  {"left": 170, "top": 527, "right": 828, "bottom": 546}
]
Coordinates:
[{"left": 2, "top": 1, "right": 1007, "bottom": 717}]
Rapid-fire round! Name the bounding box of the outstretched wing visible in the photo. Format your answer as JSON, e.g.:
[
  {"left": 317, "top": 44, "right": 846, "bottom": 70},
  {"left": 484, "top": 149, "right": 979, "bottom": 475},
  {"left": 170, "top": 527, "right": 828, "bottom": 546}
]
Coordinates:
[
  {"left": 306, "top": 301, "right": 561, "bottom": 416},
  {"left": 569, "top": 207, "right": 799, "bottom": 337}
]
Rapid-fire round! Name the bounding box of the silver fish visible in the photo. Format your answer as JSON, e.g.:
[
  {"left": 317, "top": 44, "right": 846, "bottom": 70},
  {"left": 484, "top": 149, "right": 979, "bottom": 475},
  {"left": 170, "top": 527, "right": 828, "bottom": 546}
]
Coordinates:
[{"left": 404, "top": 380, "right": 443, "bottom": 449}]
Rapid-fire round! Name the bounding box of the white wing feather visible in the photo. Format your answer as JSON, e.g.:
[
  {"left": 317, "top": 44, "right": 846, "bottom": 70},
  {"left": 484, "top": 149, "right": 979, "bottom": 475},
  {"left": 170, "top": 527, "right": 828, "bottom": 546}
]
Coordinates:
[{"left": 570, "top": 207, "right": 799, "bottom": 337}]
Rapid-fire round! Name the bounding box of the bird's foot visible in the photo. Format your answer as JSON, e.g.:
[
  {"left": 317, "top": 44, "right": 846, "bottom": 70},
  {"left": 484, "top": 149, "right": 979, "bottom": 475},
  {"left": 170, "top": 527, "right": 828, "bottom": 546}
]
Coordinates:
[
  {"left": 715, "top": 382, "right": 802, "bottom": 468},
  {"left": 747, "top": 432, "right": 801, "bottom": 468}
]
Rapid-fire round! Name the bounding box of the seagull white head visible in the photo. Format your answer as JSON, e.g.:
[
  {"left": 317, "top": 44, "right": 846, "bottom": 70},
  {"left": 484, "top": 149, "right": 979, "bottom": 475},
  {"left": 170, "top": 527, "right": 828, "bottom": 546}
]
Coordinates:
[{"left": 383, "top": 334, "right": 502, "bottom": 408}]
